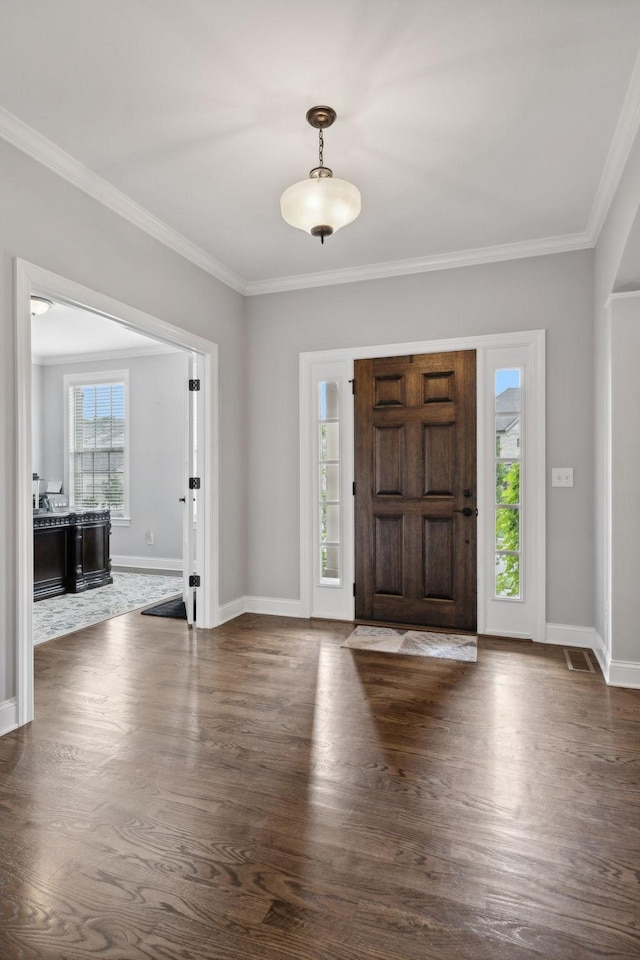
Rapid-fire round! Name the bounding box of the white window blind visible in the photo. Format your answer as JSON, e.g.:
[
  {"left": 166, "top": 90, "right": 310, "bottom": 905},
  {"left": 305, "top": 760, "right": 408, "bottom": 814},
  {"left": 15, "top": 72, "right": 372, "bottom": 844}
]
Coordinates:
[{"left": 68, "top": 380, "right": 126, "bottom": 515}]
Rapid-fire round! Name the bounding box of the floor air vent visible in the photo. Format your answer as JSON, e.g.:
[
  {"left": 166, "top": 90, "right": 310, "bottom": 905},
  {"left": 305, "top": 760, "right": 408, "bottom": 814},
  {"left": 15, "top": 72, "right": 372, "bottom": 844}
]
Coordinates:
[{"left": 563, "top": 648, "right": 596, "bottom": 673}]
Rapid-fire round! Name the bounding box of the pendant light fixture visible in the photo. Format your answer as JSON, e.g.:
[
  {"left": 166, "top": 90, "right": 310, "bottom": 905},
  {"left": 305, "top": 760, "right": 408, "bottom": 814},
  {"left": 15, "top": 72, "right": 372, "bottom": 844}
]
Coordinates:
[{"left": 280, "top": 106, "right": 361, "bottom": 243}]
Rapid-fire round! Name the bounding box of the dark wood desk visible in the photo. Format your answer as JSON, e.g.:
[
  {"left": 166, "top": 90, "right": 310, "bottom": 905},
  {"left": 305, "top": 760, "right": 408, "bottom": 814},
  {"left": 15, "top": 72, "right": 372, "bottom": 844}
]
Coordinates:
[{"left": 34, "top": 509, "right": 113, "bottom": 601}]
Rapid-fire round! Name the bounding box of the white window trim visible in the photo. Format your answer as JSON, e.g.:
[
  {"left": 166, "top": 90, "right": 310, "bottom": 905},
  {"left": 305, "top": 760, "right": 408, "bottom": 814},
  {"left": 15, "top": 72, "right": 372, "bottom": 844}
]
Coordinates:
[
  {"left": 63, "top": 369, "right": 131, "bottom": 521},
  {"left": 317, "top": 382, "right": 341, "bottom": 587},
  {"left": 480, "top": 344, "right": 543, "bottom": 637},
  {"left": 302, "top": 360, "right": 354, "bottom": 620},
  {"left": 300, "top": 330, "right": 545, "bottom": 642}
]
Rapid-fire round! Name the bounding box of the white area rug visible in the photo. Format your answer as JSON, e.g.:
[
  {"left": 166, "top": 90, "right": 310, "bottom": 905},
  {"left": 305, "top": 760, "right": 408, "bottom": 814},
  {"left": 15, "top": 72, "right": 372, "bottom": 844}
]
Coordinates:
[
  {"left": 342, "top": 625, "right": 477, "bottom": 662},
  {"left": 33, "top": 572, "right": 183, "bottom": 645}
]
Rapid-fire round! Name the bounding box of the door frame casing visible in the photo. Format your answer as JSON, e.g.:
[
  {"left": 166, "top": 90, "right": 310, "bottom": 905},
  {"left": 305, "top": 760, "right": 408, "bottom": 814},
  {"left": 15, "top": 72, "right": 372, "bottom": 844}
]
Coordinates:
[
  {"left": 300, "top": 330, "right": 545, "bottom": 641},
  {"left": 15, "top": 258, "right": 220, "bottom": 728}
]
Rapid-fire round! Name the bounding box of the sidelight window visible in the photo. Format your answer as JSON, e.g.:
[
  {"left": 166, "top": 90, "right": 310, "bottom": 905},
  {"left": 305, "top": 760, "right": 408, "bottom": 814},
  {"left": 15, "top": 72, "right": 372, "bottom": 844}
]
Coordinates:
[
  {"left": 319, "top": 380, "right": 341, "bottom": 583},
  {"left": 494, "top": 369, "right": 521, "bottom": 598}
]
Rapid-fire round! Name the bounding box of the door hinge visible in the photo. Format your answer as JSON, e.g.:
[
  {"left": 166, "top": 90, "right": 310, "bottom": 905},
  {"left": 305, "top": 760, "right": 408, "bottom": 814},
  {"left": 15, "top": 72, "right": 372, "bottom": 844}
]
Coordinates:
[
  {"left": 351, "top": 379, "right": 355, "bottom": 394},
  {"left": 352, "top": 481, "right": 356, "bottom": 496},
  {"left": 189, "top": 574, "right": 200, "bottom": 588},
  {"left": 353, "top": 582, "right": 356, "bottom": 597},
  {"left": 189, "top": 379, "right": 201, "bottom": 391},
  {"left": 189, "top": 477, "right": 201, "bottom": 490}
]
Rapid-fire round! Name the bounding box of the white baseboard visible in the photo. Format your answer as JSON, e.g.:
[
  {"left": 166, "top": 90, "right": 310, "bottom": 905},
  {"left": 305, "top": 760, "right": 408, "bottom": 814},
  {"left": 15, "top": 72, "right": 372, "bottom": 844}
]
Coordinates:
[
  {"left": 244, "top": 596, "right": 304, "bottom": 618},
  {"left": 0, "top": 698, "right": 18, "bottom": 737},
  {"left": 545, "top": 622, "right": 598, "bottom": 649},
  {"left": 212, "top": 605, "right": 640, "bottom": 689},
  {"left": 216, "top": 595, "right": 305, "bottom": 624},
  {"left": 111, "top": 555, "right": 182, "bottom": 573},
  {"left": 546, "top": 624, "right": 640, "bottom": 688},
  {"left": 607, "top": 659, "right": 640, "bottom": 689},
  {"left": 217, "top": 597, "right": 246, "bottom": 625},
  {"left": 591, "top": 630, "right": 609, "bottom": 679}
]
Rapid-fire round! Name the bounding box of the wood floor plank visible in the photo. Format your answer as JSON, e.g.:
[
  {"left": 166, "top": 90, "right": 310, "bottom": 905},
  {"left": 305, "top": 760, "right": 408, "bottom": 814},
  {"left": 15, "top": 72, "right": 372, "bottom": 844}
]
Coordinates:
[{"left": 1, "top": 611, "right": 639, "bottom": 959}]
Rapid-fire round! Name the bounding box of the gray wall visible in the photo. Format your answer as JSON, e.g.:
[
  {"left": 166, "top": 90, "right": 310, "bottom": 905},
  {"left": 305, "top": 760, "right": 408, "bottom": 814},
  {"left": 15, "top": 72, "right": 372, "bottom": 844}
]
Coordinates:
[
  {"left": 0, "top": 137, "right": 246, "bottom": 705},
  {"left": 38, "top": 351, "right": 188, "bottom": 564},
  {"left": 5, "top": 111, "right": 638, "bottom": 707},
  {"left": 246, "top": 250, "right": 595, "bottom": 628}
]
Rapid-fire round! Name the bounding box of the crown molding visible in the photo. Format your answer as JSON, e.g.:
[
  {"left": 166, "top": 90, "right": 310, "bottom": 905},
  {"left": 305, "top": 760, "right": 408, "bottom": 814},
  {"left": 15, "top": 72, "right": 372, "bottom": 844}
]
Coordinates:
[
  {"left": 32, "top": 342, "right": 181, "bottom": 366},
  {"left": 0, "top": 105, "right": 247, "bottom": 295},
  {"left": 587, "top": 49, "right": 640, "bottom": 245},
  {"left": 245, "top": 232, "right": 593, "bottom": 296},
  {"left": 4, "top": 46, "right": 640, "bottom": 300},
  {"left": 607, "top": 289, "right": 640, "bottom": 303}
]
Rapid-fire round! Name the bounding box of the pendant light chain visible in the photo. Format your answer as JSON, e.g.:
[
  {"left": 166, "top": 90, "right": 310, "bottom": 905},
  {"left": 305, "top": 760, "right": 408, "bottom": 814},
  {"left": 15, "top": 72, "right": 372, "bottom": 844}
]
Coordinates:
[{"left": 319, "top": 128, "right": 324, "bottom": 167}]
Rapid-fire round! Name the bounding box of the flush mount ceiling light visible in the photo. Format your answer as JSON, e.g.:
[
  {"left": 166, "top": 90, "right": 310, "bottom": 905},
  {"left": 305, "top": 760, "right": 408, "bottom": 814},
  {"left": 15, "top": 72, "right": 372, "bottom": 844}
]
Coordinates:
[
  {"left": 30, "top": 296, "right": 54, "bottom": 316},
  {"left": 280, "top": 106, "right": 361, "bottom": 244}
]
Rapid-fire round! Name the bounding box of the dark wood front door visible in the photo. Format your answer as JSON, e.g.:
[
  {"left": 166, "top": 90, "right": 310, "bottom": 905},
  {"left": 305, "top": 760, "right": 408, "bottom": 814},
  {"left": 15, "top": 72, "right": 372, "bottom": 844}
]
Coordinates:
[{"left": 354, "top": 350, "right": 477, "bottom": 630}]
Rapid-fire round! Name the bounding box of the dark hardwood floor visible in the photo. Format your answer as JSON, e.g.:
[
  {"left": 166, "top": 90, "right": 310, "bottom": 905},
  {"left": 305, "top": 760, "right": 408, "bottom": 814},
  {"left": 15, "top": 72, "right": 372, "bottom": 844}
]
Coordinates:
[{"left": 1, "top": 613, "right": 639, "bottom": 959}]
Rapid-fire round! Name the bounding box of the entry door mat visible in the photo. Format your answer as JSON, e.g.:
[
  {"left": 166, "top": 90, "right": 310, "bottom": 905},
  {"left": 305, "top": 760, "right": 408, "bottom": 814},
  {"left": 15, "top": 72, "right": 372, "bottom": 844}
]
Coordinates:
[
  {"left": 33, "top": 572, "right": 183, "bottom": 645},
  {"left": 141, "top": 597, "right": 187, "bottom": 619},
  {"left": 342, "top": 625, "right": 477, "bottom": 662}
]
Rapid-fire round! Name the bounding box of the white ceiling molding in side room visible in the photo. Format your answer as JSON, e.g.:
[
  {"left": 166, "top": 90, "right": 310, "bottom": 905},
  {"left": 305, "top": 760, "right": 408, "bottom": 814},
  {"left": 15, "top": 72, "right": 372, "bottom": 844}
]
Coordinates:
[
  {"left": 0, "top": 105, "right": 247, "bottom": 295},
  {"left": 32, "top": 344, "right": 181, "bottom": 366}
]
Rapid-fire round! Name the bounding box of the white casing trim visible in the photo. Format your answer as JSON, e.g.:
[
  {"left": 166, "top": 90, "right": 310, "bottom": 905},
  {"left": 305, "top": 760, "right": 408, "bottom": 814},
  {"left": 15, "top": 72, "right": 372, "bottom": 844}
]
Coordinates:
[
  {"left": 300, "top": 330, "right": 546, "bottom": 641},
  {"left": 591, "top": 630, "right": 608, "bottom": 677},
  {"left": 15, "top": 259, "right": 221, "bottom": 731},
  {"left": 111, "top": 555, "right": 183, "bottom": 573},
  {"left": 591, "top": 629, "right": 611, "bottom": 681},
  {"left": 0, "top": 699, "right": 18, "bottom": 738}
]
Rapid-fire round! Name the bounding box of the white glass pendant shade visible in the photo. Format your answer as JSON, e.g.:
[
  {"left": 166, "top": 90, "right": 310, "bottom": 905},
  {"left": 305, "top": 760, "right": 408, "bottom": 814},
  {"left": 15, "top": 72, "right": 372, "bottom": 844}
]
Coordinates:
[{"left": 280, "top": 176, "right": 361, "bottom": 236}]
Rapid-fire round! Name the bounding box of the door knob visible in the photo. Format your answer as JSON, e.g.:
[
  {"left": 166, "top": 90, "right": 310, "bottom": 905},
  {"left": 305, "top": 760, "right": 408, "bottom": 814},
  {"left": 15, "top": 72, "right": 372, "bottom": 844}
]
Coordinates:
[
  {"left": 178, "top": 496, "right": 186, "bottom": 503},
  {"left": 454, "top": 507, "right": 474, "bottom": 517}
]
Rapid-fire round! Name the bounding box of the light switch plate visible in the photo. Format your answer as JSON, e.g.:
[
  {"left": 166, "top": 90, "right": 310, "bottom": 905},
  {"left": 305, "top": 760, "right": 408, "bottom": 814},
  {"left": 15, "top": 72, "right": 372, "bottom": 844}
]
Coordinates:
[{"left": 552, "top": 467, "right": 573, "bottom": 488}]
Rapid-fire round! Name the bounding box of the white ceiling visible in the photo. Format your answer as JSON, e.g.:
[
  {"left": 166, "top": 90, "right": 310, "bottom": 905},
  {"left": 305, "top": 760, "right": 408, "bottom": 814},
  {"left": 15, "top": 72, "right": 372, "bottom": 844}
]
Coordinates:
[
  {"left": 31, "top": 302, "right": 178, "bottom": 362},
  {"left": 2, "top": 1, "right": 640, "bottom": 293}
]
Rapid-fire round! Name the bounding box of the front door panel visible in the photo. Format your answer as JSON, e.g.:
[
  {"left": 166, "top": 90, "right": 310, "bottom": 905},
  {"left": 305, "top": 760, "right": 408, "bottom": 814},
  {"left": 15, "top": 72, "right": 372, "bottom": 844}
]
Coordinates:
[{"left": 355, "top": 350, "right": 477, "bottom": 630}]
